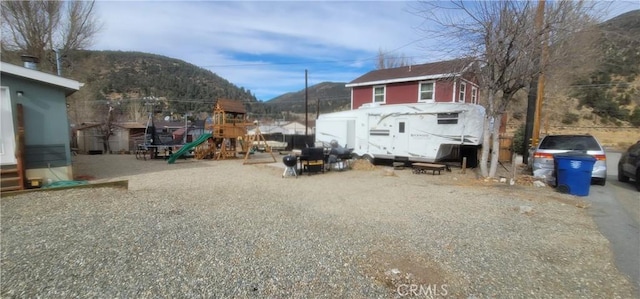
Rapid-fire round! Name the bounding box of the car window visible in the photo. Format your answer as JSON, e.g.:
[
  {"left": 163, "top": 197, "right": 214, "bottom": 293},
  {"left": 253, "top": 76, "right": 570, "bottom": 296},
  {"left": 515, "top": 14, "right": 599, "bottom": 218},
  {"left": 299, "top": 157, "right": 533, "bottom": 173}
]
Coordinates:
[{"left": 539, "top": 136, "right": 601, "bottom": 151}]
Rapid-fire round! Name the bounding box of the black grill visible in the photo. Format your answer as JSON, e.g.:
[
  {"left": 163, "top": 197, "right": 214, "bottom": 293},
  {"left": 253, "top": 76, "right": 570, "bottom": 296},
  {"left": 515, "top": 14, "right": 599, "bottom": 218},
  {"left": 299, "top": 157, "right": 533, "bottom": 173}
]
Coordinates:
[{"left": 282, "top": 155, "right": 297, "bottom": 167}]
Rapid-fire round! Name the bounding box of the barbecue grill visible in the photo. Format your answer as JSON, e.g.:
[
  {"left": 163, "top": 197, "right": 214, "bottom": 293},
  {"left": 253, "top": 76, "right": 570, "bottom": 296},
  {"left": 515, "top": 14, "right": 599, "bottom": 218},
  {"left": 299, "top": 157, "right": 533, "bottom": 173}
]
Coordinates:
[{"left": 282, "top": 155, "right": 298, "bottom": 178}]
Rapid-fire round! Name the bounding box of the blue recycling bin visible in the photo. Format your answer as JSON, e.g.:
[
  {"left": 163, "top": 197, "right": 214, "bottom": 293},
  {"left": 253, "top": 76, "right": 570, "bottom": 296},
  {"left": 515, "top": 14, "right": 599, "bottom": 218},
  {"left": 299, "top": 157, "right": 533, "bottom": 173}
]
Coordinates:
[{"left": 554, "top": 152, "right": 596, "bottom": 196}]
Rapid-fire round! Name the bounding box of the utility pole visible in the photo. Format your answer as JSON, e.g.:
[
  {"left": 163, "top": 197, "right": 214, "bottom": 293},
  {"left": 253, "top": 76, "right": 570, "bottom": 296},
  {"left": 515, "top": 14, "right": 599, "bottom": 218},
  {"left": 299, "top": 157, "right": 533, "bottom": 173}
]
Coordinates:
[
  {"left": 523, "top": 0, "right": 545, "bottom": 164},
  {"left": 305, "top": 69, "right": 308, "bottom": 136},
  {"left": 532, "top": 0, "right": 547, "bottom": 148}
]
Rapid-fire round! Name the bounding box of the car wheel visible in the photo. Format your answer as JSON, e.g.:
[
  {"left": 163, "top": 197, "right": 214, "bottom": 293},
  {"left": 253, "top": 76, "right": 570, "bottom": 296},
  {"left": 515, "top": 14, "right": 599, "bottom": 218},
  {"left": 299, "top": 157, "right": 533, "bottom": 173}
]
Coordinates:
[
  {"left": 636, "top": 170, "right": 640, "bottom": 192},
  {"left": 618, "top": 164, "right": 629, "bottom": 182},
  {"left": 593, "top": 177, "right": 606, "bottom": 186}
]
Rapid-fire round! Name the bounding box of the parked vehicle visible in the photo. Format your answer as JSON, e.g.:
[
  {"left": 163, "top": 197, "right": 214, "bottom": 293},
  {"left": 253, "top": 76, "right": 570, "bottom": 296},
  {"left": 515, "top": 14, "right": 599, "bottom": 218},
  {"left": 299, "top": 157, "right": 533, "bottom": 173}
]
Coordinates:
[
  {"left": 618, "top": 141, "right": 640, "bottom": 191},
  {"left": 530, "top": 134, "right": 607, "bottom": 185},
  {"left": 315, "top": 102, "right": 485, "bottom": 167}
]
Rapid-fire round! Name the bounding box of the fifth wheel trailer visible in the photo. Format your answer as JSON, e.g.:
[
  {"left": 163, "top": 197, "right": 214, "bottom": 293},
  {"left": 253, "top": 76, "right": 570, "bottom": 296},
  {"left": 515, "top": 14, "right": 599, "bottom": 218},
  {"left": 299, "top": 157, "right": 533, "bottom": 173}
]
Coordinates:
[{"left": 315, "top": 102, "right": 485, "bottom": 167}]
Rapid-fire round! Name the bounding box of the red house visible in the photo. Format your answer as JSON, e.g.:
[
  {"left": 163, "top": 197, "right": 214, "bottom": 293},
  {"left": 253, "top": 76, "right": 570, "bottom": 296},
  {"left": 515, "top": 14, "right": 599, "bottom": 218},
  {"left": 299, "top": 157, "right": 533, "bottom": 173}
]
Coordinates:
[{"left": 346, "top": 58, "right": 480, "bottom": 109}]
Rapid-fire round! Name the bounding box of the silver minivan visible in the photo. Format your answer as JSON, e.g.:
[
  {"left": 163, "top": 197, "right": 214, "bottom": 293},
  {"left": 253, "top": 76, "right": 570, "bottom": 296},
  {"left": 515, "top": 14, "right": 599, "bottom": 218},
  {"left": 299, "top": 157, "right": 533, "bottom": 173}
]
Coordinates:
[{"left": 530, "top": 134, "right": 607, "bottom": 186}]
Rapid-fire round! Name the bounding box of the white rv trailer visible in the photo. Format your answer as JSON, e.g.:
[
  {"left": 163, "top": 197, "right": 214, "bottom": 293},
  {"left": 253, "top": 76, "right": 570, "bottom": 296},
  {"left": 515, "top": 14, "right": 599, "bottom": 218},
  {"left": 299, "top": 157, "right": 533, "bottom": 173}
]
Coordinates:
[{"left": 315, "top": 102, "right": 485, "bottom": 166}]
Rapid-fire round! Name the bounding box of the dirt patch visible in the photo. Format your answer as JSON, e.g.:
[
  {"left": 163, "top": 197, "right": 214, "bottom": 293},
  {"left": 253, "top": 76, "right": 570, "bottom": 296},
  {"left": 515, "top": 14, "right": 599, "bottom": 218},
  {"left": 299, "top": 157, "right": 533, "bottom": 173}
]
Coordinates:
[
  {"left": 359, "top": 248, "right": 455, "bottom": 296},
  {"left": 351, "top": 159, "right": 377, "bottom": 171}
]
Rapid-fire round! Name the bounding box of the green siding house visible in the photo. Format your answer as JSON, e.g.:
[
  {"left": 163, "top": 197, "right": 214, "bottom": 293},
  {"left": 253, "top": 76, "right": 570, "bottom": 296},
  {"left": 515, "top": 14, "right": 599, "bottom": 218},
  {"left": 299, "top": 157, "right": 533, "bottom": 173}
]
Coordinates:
[{"left": 1, "top": 61, "right": 82, "bottom": 190}]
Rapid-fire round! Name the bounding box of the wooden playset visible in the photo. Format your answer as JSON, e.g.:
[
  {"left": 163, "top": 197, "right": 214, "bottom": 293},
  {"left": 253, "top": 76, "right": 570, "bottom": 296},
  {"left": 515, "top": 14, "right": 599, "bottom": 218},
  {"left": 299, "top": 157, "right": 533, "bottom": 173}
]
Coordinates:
[{"left": 198, "top": 98, "right": 276, "bottom": 164}]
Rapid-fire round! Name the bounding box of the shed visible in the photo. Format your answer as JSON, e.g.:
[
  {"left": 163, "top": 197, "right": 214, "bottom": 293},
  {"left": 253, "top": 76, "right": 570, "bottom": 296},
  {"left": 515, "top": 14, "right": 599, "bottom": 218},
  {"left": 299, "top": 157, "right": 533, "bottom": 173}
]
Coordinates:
[
  {"left": 76, "top": 121, "right": 146, "bottom": 154},
  {"left": 1, "top": 61, "right": 83, "bottom": 190}
]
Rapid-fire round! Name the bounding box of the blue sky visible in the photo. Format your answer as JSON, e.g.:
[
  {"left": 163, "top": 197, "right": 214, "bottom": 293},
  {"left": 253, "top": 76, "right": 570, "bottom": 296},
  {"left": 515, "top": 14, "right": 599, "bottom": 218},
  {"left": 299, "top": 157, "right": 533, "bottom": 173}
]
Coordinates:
[{"left": 91, "top": 1, "right": 640, "bottom": 102}]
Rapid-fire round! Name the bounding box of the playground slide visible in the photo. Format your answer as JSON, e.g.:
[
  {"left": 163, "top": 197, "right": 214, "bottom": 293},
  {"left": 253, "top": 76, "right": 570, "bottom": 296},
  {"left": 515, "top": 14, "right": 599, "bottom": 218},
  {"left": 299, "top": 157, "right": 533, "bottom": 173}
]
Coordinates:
[{"left": 167, "top": 133, "right": 213, "bottom": 164}]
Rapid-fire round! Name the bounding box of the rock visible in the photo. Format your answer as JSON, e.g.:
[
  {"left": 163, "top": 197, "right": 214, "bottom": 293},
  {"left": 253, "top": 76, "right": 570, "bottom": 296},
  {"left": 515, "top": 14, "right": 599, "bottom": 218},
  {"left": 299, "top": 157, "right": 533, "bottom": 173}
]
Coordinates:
[
  {"left": 519, "top": 205, "right": 533, "bottom": 214},
  {"left": 533, "top": 181, "right": 546, "bottom": 187}
]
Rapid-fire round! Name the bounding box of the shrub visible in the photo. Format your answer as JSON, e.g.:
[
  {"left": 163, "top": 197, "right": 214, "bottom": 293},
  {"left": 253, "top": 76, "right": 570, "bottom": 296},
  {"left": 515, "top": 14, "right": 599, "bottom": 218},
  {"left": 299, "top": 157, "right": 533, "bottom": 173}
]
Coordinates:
[
  {"left": 512, "top": 112, "right": 524, "bottom": 120},
  {"left": 616, "top": 93, "right": 631, "bottom": 105},
  {"left": 511, "top": 124, "right": 526, "bottom": 155},
  {"left": 630, "top": 107, "right": 640, "bottom": 127},
  {"left": 561, "top": 113, "right": 580, "bottom": 125}
]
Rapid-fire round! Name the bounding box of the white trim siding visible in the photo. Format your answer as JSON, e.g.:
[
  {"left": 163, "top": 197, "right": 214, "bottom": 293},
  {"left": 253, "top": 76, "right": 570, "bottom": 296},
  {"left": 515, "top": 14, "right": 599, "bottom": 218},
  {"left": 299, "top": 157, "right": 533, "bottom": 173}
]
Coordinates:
[
  {"left": 346, "top": 72, "right": 459, "bottom": 88},
  {"left": 1, "top": 62, "right": 82, "bottom": 95},
  {"left": 451, "top": 81, "right": 457, "bottom": 102},
  {"left": 350, "top": 88, "right": 354, "bottom": 110},
  {"left": 471, "top": 87, "right": 478, "bottom": 104}
]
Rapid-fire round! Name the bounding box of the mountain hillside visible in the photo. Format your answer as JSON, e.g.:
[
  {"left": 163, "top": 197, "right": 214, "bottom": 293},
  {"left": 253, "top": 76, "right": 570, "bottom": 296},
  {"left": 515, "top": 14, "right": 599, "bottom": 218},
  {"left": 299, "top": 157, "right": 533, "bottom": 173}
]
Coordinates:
[
  {"left": 265, "top": 82, "right": 350, "bottom": 114},
  {"left": 507, "top": 9, "right": 640, "bottom": 130}
]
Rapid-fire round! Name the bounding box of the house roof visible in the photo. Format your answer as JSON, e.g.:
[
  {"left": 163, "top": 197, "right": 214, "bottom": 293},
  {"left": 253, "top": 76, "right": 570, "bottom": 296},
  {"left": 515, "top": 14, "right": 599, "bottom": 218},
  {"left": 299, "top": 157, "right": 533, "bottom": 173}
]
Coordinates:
[
  {"left": 0, "top": 62, "right": 83, "bottom": 96},
  {"left": 153, "top": 120, "right": 189, "bottom": 129},
  {"left": 247, "top": 125, "right": 286, "bottom": 135},
  {"left": 215, "top": 98, "right": 246, "bottom": 114},
  {"left": 75, "top": 121, "right": 146, "bottom": 130},
  {"left": 345, "top": 58, "right": 475, "bottom": 88},
  {"left": 118, "top": 122, "right": 146, "bottom": 129}
]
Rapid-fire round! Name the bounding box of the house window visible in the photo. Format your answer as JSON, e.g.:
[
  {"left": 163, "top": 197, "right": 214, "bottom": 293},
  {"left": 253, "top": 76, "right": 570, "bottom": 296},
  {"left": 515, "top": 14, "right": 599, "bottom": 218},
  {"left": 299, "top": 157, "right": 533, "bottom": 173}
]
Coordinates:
[
  {"left": 399, "top": 122, "right": 405, "bottom": 133},
  {"left": 419, "top": 82, "right": 434, "bottom": 102},
  {"left": 459, "top": 82, "right": 466, "bottom": 103},
  {"left": 471, "top": 87, "right": 478, "bottom": 104},
  {"left": 437, "top": 113, "right": 458, "bottom": 124},
  {"left": 373, "top": 86, "right": 385, "bottom": 103}
]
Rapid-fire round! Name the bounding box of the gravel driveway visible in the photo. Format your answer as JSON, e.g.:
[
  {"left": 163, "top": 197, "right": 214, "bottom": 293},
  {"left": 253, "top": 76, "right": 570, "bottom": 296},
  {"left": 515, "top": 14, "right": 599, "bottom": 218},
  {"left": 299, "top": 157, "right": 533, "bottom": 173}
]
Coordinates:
[{"left": 1, "top": 154, "right": 635, "bottom": 298}]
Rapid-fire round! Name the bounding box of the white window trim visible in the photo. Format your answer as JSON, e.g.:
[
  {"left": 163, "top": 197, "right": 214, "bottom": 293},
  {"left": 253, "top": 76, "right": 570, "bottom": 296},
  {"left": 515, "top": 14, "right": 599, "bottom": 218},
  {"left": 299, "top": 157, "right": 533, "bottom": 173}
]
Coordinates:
[
  {"left": 459, "top": 82, "right": 466, "bottom": 103},
  {"left": 418, "top": 81, "right": 436, "bottom": 103},
  {"left": 373, "top": 85, "right": 386, "bottom": 103},
  {"left": 471, "top": 87, "right": 478, "bottom": 104}
]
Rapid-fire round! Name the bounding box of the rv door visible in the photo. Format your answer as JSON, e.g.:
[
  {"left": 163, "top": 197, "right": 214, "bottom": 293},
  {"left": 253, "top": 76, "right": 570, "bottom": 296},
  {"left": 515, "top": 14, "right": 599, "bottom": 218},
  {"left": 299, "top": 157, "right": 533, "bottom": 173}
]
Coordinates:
[{"left": 393, "top": 118, "right": 408, "bottom": 156}]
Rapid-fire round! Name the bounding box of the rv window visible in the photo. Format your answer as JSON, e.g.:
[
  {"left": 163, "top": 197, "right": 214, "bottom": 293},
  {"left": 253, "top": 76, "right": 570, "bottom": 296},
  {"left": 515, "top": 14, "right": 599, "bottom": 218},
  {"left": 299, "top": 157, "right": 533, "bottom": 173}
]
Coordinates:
[
  {"left": 399, "top": 122, "right": 405, "bottom": 133},
  {"left": 437, "top": 113, "right": 458, "bottom": 124}
]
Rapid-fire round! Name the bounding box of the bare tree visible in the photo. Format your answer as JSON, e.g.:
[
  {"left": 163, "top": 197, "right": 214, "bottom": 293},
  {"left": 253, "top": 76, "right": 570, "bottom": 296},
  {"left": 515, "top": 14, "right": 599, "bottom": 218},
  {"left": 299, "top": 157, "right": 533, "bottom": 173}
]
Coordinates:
[
  {"left": 94, "top": 100, "right": 124, "bottom": 154},
  {"left": 413, "top": 0, "right": 599, "bottom": 178},
  {"left": 376, "top": 48, "right": 414, "bottom": 69},
  {"left": 1, "top": 0, "right": 101, "bottom": 73}
]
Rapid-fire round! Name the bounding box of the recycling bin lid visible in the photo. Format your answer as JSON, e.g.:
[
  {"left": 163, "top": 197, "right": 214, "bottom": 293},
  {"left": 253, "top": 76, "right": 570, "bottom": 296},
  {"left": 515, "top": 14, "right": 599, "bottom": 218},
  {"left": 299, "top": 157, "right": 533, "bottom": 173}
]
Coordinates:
[{"left": 553, "top": 151, "right": 596, "bottom": 161}]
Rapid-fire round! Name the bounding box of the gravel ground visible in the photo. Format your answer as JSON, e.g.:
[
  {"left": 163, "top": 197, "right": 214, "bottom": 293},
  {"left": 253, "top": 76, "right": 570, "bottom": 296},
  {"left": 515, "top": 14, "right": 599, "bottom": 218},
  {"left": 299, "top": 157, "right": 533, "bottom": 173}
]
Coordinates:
[{"left": 1, "top": 154, "right": 635, "bottom": 298}]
